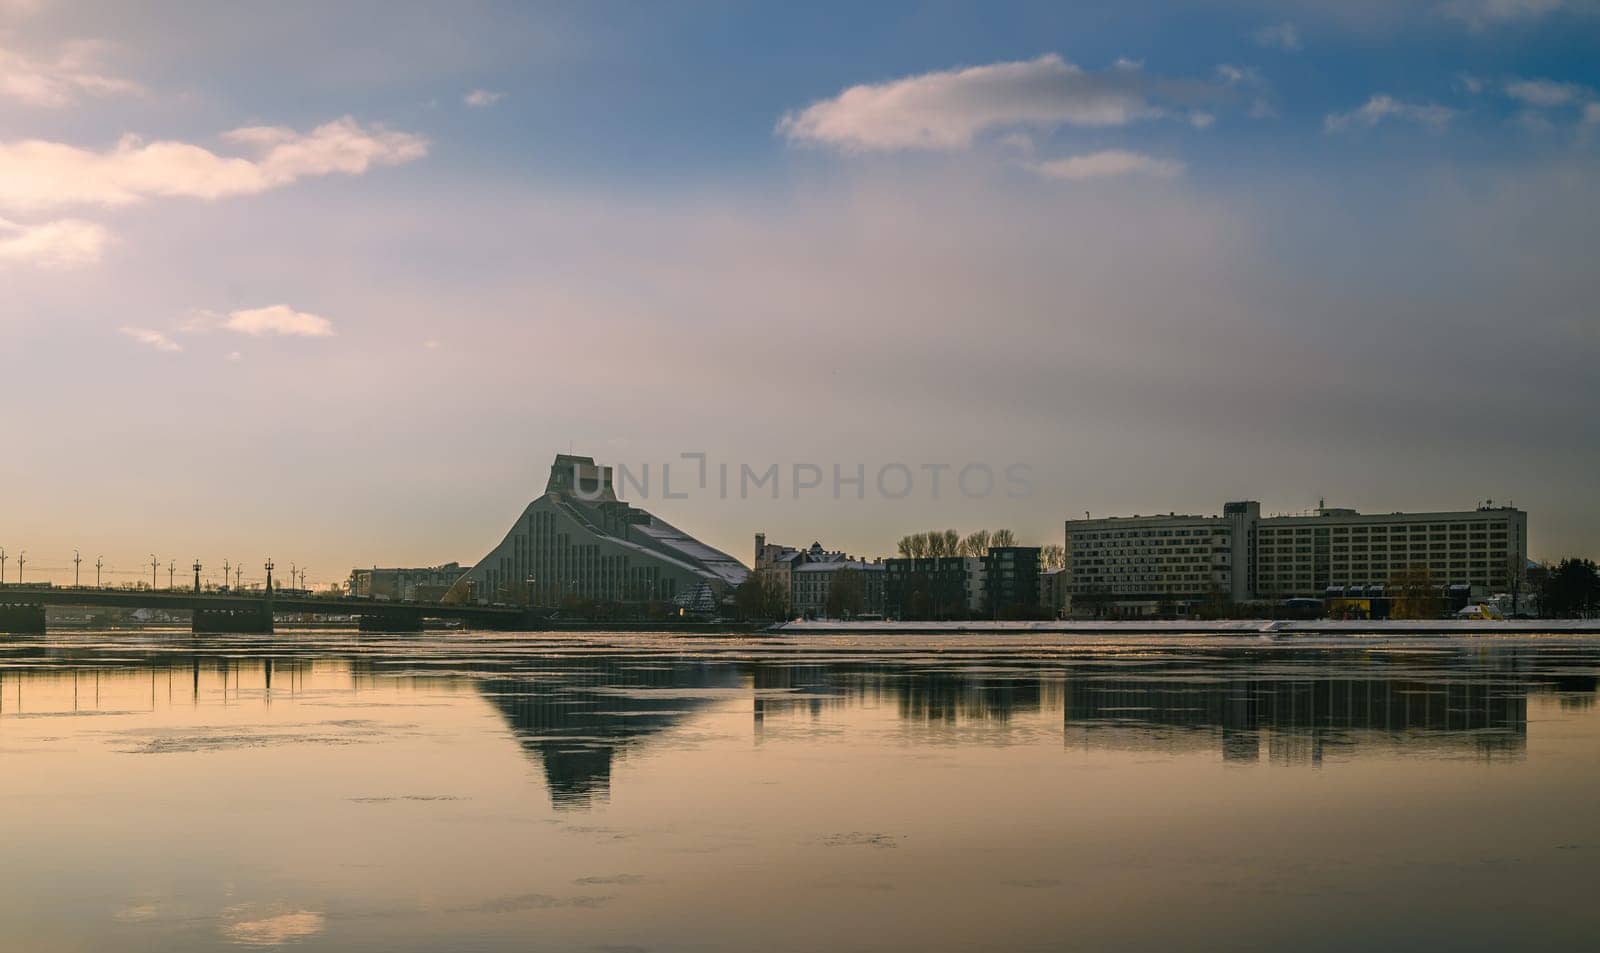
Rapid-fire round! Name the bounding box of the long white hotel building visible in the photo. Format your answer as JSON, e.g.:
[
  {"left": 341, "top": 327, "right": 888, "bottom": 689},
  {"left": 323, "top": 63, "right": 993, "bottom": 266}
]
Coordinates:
[{"left": 1065, "top": 501, "right": 1527, "bottom": 610}]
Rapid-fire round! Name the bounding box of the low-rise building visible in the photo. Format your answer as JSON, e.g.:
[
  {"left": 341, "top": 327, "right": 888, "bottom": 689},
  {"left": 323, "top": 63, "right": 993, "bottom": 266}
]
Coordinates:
[
  {"left": 792, "top": 558, "right": 885, "bottom": 619},
  {"left": 883, "top": 556, "right": 985, "bottom": 620},
  {"left": 753, "top": 534, "right": 806, "bottom": 609},
  {"left": 754, "top": 536, "right": 884, "bottom": 616},
  {"left": 349, "top": 562, "right": 468, "bottom": 602}
]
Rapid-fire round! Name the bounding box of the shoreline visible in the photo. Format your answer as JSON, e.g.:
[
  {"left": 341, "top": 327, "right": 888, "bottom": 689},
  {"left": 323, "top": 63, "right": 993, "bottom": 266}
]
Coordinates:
[{"left": 766, "top": 619, "right": 1600, "bottom": 636}]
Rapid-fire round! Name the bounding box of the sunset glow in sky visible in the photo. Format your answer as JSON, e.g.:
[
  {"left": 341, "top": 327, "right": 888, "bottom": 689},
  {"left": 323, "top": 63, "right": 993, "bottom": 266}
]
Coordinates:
[{"left": 3, "top": 1, "right": 1598, "bottom": 586}]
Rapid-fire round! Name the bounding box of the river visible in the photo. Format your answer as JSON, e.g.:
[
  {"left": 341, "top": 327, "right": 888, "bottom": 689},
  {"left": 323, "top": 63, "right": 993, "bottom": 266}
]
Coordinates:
[{"left": 2, "top": 631, "right": 1597, "bottom": 951}]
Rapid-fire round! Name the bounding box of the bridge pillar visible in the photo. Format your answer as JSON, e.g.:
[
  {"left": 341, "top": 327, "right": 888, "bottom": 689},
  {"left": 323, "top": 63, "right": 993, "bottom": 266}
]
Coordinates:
[
  {"left": 479, "top": 609, "right": 540, "bottom": 631},
  {"left": 358, "top": 608, "right": 424, "bottom": 633},
  {"left": 194, "top": 607, "right": 274, "bottom": 634},
  {"left": 0, "top": 603, "right": 46, "bottom": 634}
]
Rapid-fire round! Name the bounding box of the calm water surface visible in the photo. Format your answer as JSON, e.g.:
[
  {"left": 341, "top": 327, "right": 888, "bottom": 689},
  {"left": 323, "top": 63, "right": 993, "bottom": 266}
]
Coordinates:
[{"left": 2, "top": 631, "right": 1598, "bottom": 951}]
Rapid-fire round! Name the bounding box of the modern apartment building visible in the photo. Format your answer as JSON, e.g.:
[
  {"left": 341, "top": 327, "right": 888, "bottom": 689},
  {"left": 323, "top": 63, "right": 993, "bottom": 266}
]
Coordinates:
[
  {"left": 883, "top": 556, "right": 986, "bottom": 619},
  {"left": 982, "top": 546, "right": 1042, "bottom": 617},
  {"left": 1065, "top": 503, "right": 1256, "bottom": 607},
  {"left": 1039, "top": 568, "right": 1066, "bottom": 618},
  {"left": 1066, "top": 501, "right": 1527, "bottom": 612},
  {"left": 1253, "top": 504, "right": 1526, "bottom": 597}
]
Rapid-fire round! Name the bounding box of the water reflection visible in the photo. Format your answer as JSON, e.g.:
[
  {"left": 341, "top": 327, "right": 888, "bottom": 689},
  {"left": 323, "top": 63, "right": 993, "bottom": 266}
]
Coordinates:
[
  {"left": 4, "top": 632, "right": 1600, "bottom": 952},
  {"left": 3, "top": 634, "right": 1597, "bottom": 803},
  {"left": 479, "top": 661, "right": 741, "bottom": 808}
]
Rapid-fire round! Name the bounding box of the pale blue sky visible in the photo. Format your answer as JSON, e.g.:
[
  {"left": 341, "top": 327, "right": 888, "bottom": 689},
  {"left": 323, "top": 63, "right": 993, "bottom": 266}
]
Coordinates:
[{"left": 2, "top": 1, "right": 1597, "bottom": 587}]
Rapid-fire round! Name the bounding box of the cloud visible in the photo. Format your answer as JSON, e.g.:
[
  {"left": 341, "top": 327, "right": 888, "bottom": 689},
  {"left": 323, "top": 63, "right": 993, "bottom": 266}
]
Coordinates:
[
  {"left": 1029, "top": 150, "right": 1185, "bottom": 181},
  {"left": 1217, "top": 64, "right": 1278, "bottom": 119},
  {"left": 1440, "top": 0, "right": 1584, "bottom": 26},
  {"left": 119, "top": 326, "right": 181, "bottom": 352},
  {"left": 1586, "top": 102, "right": 1600, "bottom": 124},
  {"left": 0, "top": 39, "right": 141, "bottom": 107},
  {"left": 1324, "top": 94, "right": 1458, "bottom": 132},
  {"left": 0, "top": 116, "right": 427, "bottom": 212},
  {"left": 0, "top": 215, "right": 109, "bottom": 266},
  {"left": 225, "top": 350, "right": 242, "bottom": 362},
  {"left": 1505, "top": 78, "right": 1589, "bottom": 107},
  {"left": 777, "top": 54, "right": 1228, "bottom": 151},
  {"left": 1253, "top": 22, "right": 1303, "bottom": 50},
  {"left": 223, "top": 304, "right": 335, "bottom": 337},
  {"left": 463, "top": 89, "right": 503, "bottom": 108}
]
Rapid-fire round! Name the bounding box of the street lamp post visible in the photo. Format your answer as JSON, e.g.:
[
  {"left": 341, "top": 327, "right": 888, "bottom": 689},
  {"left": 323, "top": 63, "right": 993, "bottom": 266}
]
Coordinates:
[
  {"left": 167, "top": 560, "right": 175, "bottom": 590},
  {"left": 16, "top": 551, "right": 23, "bottom": 584},
  {"left": 193, "top": 560, "right": 202, "bottom": 593},
  {"left": 1, "top": 547, "right": 7, "bottom": 585},
  {"left": 74, "top": 549, "right": 82, "bottom": 587},
  {"left": 95, "top": 556, "right": 103, "bottom": 589},
  {"left": 222, "top": 559, "right": 231, "bottom": 591}
]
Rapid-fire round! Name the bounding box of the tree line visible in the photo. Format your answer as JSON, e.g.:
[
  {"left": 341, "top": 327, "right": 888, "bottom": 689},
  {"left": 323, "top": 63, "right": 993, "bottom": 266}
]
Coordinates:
[
  {"left": 1529, "top": 558, "right": 1600, "bottom": 617},
  {"left": 893, "top": 528, "right": 1065, "bottom": 568}
]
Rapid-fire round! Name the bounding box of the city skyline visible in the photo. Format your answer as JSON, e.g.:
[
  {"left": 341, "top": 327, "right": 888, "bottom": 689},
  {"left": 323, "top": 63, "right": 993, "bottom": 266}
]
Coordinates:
[{"left": 4, "top": 1, "right": 1598, "bottom": 583}]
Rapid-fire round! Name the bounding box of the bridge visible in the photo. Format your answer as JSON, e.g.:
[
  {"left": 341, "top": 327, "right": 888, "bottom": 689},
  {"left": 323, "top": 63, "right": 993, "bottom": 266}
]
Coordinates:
[{"left": 0, "top": 585, "right": 532, "bottom": 634}]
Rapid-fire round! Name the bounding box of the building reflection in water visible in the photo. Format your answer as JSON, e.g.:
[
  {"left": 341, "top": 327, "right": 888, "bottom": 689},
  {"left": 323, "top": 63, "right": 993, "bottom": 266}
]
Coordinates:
[
  {"left": 1062, "top": 673, "right": 1530, "bottom": 763},
  {"left": 2, "top": 637, "right": 1597, "bottom": 807},
  {"left": 477, "top": 660, "right": 741, "bottom": 809}
]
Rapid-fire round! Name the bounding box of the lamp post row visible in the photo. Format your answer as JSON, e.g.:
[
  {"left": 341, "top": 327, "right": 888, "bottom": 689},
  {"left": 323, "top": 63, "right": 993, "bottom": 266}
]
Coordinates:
[{"left": 0, "top": 548, "right": 308, "bottom": 591}]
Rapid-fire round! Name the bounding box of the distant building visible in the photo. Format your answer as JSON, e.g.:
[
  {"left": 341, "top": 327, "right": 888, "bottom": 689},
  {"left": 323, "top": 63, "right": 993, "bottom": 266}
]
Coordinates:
[
  {"left": 792, "top": 558, "right": 885, "bottom": 619},
  {"left": 349, "top": 563, "right": 467, "bottom": 602},
  {"left": 754, "top": 536, "right": 883, "bottom": 617},
  {"left": 883, "top": 556, "right": 985, "bottom": 620},
  {"left": 1039, "top": 567, "right": 1066, "bottom": 618},
  {"left": 753, "top": 534, "right": 807, "bottom": 609},
  {"left": 982, "top": 546, "right": 1041, "bottom": 618},
  {"left": 448, "top": 454, "right": 748, "bottom": 605},
  {"left": 1066, "top": 501, "right": 1528, "bottom": 616}
]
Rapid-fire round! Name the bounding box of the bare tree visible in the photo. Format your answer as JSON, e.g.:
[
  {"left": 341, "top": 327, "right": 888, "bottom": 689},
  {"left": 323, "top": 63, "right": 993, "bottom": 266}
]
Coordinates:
[
  {"left": 1039, "top": 543, "right": 1065, "bottom": 570},
  {"left": 990, "top": 528, "right": 1017, "bottom": 548},
  {"left": 826, "top": 568, "right": 865, "bottom": 619},
  {"left": 1506, "top": 551, "right": 1525, "bottom": 616},
  {"left": 961, "top": 529, "right": 991, "bottom": 558},
  {"left": 940, "top": 529, "right": 960, "bottom": 557},
  {"left": 898, "top": 534, "right": 931, "bottom": 559},
  {"left": 734, "top": 573, "right": 790, "bottom": 621},
  {"left": 1390, "top": 564, "right": 1442, "bottom": 620}
]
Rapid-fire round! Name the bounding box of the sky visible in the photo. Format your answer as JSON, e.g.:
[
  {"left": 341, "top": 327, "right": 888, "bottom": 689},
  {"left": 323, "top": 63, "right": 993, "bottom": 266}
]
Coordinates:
[{"left": 2, "top": 0, "right": 1598, "bottom": 588}]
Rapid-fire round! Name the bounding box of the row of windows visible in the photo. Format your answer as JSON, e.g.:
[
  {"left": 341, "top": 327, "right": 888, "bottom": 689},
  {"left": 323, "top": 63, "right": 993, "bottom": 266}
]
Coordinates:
[
  {"left": 1257, "top": 521, "right": 1509, "bottom": 536},
  {"left": 1074, "top": 527, "right": 1227, "bottom": 541}
]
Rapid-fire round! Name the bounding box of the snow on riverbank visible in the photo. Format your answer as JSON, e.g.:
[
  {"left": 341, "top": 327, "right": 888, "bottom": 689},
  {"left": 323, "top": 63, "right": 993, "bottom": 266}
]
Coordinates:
[{"left": 771, "top": 619, "right": 1600, "bottom": 636}]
